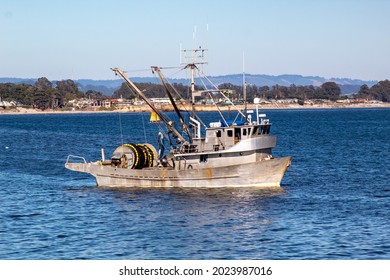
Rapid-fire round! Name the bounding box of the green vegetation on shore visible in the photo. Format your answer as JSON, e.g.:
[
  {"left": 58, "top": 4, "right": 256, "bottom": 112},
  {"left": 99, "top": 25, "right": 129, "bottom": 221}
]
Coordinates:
[{"left": 1, "top": 77, "right": 390, "bottom": 111}]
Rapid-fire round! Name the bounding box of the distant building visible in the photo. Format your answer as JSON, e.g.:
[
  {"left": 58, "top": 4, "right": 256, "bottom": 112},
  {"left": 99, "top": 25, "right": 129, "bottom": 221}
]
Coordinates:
[
  {"left": 0, "top": 100, "right": 20, "bottom": 108},
  {"left": 150, "top": 98, "right": 171, "bottom": 104},
  {"left": 103, "top": 98, "right": 133, "bottom": 108},
  {"left": 275, "top": 98, "right": 298, "bottom": 104}
]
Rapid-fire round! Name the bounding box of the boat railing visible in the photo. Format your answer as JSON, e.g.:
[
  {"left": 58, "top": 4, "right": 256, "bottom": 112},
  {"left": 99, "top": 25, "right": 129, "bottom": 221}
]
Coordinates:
[{"left": 66, "top": 155, "right": 87, "bottom": 164}]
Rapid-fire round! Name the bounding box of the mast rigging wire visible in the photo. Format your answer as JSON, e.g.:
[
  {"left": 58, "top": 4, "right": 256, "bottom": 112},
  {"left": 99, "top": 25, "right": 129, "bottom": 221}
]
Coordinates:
[
  {"left": 118, "top": 112, "right": 124, "bottom": 148},
  {"left": 197, "top": 67, "right": 247, "bottom": 120}
]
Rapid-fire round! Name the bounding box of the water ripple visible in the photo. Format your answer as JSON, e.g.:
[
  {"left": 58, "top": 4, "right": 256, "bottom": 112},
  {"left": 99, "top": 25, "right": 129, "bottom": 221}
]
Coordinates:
[{"left": 1, "top": 109, "right": 390, "bottom": 259}]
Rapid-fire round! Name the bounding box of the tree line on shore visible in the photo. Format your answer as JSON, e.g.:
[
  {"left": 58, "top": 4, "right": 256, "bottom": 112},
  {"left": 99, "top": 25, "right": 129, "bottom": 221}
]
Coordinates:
[
  {"left": 1, "top": 77, "right": 390, "bottom": 110},
  {"left": 0, "top": 77, "right": 105, "bottom": 110},
  {"left": 214, "top": 80, "right": 390, "bottom": 103}
]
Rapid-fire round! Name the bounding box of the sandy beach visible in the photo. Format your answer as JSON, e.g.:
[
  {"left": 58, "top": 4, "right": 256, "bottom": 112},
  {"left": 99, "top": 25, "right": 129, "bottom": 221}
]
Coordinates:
[{"left": 1, "top": 102, "right": 389, "bottom": 115}]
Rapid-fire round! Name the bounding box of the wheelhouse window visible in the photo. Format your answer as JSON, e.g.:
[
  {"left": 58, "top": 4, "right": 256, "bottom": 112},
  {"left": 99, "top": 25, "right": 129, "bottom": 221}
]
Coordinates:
[
  {"left": 200, "top": 154, "right": 208, "bottom": 163},
  {"left": 259, "top": 125, "right": 271, "bottom": 135},
  {"left": 252, "top": 127, "right": 258, "bottom": 135}
]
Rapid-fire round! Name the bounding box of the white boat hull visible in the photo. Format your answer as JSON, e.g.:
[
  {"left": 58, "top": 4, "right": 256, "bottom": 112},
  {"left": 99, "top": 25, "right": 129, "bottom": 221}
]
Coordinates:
[{"left": 65, "top": 156, "right": 291, "bottom": 188}]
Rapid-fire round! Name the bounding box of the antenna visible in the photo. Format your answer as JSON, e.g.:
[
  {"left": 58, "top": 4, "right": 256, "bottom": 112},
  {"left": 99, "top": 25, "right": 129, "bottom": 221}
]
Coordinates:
[
  {"left": 243, "top": 51, "right": 248, "bottom": 119},
  {"left": 243, "top": 51, "right": 246, "bottom": 90},
  {"left": 206, "top": 22, "right": 209, "bottom": 50},
  {"left": 179, "top": 43, "right": 182, "bottom": 64},
  {"left": 205, "top": 22, "right": 209, "bottom": 72},
  {"left": 193, "top": 25, "right": 197, "bottom": 50}
]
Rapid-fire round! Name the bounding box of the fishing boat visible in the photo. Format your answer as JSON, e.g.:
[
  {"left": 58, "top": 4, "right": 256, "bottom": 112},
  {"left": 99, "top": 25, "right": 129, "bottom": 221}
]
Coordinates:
[{"left": 65, "top": 48, "right": 291, "bottom": 187}]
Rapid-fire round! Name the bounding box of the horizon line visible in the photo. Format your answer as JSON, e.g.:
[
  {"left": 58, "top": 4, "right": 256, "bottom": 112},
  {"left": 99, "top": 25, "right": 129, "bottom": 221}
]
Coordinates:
[{"left": 0, "top": 73, "right": 381, "bottom": 82}]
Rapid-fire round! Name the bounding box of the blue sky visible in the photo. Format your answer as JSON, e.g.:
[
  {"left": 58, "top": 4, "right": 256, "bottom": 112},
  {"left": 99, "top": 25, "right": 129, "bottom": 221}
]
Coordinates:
[{"left": 1, "top": 0, "right": 390, "bottom": 81}]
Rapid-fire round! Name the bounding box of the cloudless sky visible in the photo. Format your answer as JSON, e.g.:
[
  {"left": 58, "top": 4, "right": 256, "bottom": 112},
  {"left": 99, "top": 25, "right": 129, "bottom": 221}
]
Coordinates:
[{"left": 1, "top": 0, "right": 390, "bottom": 81}]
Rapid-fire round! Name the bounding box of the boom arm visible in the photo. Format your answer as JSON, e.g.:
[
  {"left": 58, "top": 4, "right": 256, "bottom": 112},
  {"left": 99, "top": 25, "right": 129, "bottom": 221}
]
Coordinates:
[{"left": 111, "top": 67, "right": 187, "bottom": 145}]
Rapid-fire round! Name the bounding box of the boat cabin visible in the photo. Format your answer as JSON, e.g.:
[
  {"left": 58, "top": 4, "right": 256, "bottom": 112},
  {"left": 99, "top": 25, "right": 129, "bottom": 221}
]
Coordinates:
[{"left": 186, "top": 119, "right": 271, "bottom": 153}]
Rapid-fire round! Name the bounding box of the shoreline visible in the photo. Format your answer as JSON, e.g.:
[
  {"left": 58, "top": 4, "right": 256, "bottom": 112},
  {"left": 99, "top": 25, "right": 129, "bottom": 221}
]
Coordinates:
[{"left": 1, "top": 102, "right": 389, "bottom": 115}]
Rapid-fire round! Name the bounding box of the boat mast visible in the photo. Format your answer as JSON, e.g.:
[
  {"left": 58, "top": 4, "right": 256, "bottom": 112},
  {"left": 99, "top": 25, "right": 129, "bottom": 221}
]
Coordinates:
[
  {"left": 182, "top": 48, "right": 207, "bottom": 109},
  {"left": 181, "top": 47, "right": 207, "bottom": 137},
  {"left": 111, "top": 67, "right": 188, "bottom": 145}
]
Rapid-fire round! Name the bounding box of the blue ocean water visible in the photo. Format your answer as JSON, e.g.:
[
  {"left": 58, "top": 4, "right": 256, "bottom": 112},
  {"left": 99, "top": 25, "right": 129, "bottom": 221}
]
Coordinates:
[{"left": 0, "top": 108, "right": 389, "bottom": 260}]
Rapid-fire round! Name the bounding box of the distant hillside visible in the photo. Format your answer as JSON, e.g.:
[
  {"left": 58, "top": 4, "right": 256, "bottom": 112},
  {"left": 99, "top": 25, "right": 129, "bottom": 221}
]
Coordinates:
[
  {"left": 1, "top": 74, "right": 378, "bottom": 95},
  {"left": 0, "top": 78, "right": 36, "bottom": 85}
]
